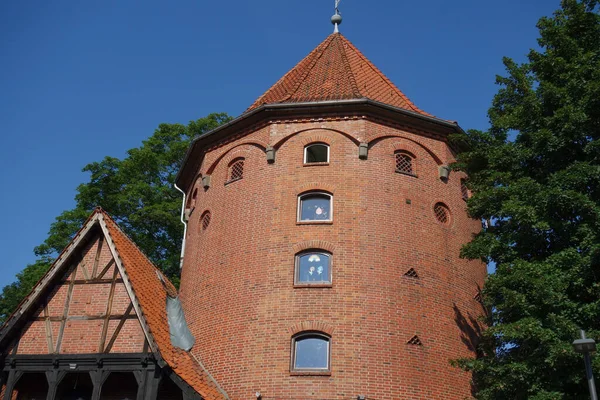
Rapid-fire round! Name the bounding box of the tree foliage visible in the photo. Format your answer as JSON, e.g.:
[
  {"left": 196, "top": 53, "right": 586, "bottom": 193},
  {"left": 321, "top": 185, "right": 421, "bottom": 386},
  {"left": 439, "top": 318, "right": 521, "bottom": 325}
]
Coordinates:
[
  {"left": 453, "top": 1, "right": 600, "bottom": 398},
  {"left": 0, "top": 113, "right": 232, "bottom": 324}
]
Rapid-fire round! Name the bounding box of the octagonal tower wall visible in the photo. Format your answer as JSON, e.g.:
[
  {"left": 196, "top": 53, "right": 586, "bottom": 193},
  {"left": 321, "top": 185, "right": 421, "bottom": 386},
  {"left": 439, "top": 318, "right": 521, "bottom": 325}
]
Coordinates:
[{"left": 179, "top": 116, "right": 486, "bottom": 400}]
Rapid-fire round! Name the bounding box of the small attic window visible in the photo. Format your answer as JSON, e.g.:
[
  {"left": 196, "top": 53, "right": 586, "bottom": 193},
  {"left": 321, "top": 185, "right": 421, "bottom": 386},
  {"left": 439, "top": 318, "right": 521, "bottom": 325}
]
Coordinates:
[
  {"left": 304, "top": 143, "right": 329, "bottom": 164},
  {"left": 227, "top": 158, "right": 245, "bottom": 184},
  {"left": 395, "top": 151, "right": 415, "bottom": 176},
  {"left": 201, "top": 210, "right": 212, "bottom": 230},
  {"left": 434, "top": 203, "right": 450, "bottom": 225}
]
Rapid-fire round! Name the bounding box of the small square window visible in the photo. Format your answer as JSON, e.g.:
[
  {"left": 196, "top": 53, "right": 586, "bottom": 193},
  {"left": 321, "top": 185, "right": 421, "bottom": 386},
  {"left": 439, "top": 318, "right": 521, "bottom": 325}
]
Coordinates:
[
  {"left": 298, "top": 193, "right": 332, "bottom": 222},
  {"left": 291, "top": 334, "right": 330, "bottom": 372},
  {"left": 295, "top": 252, "right": 332, "bottom": 285},
  {"left": 304, "top": 143, "right": 329, "bottom": 164}
]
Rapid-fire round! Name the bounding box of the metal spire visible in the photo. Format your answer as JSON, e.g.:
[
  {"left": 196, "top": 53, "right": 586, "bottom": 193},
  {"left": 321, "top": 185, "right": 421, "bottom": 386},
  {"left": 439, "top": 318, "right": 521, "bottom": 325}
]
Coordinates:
[{"left": 331, "top": 0, "right": 342, "bottom": 33}]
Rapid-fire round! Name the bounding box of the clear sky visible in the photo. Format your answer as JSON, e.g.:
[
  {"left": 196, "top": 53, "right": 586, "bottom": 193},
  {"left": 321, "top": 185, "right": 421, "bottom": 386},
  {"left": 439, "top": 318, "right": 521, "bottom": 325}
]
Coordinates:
[{"left": 0, "top": 0, "right": 559, "bottom": 287}]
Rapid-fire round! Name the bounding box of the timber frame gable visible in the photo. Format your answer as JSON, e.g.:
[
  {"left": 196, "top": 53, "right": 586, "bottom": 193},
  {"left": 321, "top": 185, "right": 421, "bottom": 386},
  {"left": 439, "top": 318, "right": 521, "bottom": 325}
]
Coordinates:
[{"left": 0, "top": 208, "right": 228, "bottom": 400}]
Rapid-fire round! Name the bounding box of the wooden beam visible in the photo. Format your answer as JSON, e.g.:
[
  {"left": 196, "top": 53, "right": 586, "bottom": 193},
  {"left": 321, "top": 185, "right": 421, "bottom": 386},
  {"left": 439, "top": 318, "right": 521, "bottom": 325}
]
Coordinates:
[
  {"left": 133, "top": 370, "right": 147, "bottom": 400},
  {"left": 64, "top": 278, "right": 123, "bottom": 285},
  {"left": 80, "top": 262, "right": 90, "bottom": 281},
  {"left": 54, "top": 262, "right": 78, "bottom": 354},
  {"left": 144, "top": 369, "right": 162, "bottom": 400},
  {"left": 10, "top": 338, "right": 19, "bottom": 356},
  {"left": 103, "top": 303, "right": 134, "bottom": 354},
  {"left": 45, "top": 370, "right": 66, "bottom": 400},
  {"left": 91, "top": 236, "right": 104, "bottom": 279},
  {"left": 96, "top": 259, "right": 115, "bottom": 281},
  {"left": 89, "top": 370, "right": 110, "bottom": 400},
  {"left": 97, "top": 215, "right": 161, "bottom": 360},
  {"left": 0, "top": 217, "right": 99, "bottom": 350},
  {"left": 33, "top": 315, "right": 136, "bottom": 322},
  {"left": 3, "top": 369, "right": 23, "bottom": 400},
  {"left": 99, "top": 267, "right": 119, "bottom": 353},
  {"left": 3, "top": 353, "right": 153, "bottom": 372},
  {"left": 43, "top": 304, "right": 54, "bottom": 354}
]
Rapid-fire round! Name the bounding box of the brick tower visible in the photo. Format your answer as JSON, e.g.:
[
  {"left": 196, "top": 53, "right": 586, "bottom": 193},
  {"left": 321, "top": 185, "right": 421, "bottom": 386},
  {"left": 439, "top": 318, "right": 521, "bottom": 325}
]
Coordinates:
[{"left": 175, "top": 32, "right": 486, "bottom": 400}]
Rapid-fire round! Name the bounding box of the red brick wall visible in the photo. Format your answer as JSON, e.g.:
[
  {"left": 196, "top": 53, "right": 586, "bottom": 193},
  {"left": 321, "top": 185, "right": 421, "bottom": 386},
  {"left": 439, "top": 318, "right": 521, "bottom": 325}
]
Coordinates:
[
  {"left": 16, "top": 234, "right": 147, "bottom": 355},
  {"left": 179, "top": 117, "right": 486, "bottom": 400}
]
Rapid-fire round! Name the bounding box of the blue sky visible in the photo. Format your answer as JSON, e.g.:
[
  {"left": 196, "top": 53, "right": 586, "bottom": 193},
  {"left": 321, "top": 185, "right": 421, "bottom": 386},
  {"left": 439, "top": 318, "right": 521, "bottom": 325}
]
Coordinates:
[{"left": 0, "top": 0, "right": 558, "bottom": 287}]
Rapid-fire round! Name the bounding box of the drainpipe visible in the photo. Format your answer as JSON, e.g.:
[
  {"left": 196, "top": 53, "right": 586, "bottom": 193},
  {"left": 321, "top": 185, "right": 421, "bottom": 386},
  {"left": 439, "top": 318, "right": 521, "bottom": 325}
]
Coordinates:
[{"left": 174, "top": 183, "right": 188, "bottom": 269}]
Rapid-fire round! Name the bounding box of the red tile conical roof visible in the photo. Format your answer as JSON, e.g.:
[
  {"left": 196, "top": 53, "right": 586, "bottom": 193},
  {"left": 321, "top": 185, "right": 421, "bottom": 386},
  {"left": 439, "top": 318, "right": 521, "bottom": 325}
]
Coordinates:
[{"left": 247, "top": 33, "right": 431, "bottom": 116}]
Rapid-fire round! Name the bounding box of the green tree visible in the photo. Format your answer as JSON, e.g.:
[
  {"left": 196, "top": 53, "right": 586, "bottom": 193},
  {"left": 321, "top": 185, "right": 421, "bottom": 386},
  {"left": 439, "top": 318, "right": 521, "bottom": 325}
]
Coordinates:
[
  {"left": 0, "top": 113, "right": 232, "bottom": 323},
  {"left": 453, "top": 1, "right": 600, "bottom": 398}
]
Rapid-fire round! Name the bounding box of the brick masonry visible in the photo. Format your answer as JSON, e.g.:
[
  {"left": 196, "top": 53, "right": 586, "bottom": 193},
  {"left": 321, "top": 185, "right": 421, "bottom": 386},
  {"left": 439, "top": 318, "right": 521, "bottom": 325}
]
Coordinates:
[
  {"left": 179, "top": 116, "right": 487, "bottom": 400},
  {"left": 15, "top": 234, "right": 147, "bottom": 356}
]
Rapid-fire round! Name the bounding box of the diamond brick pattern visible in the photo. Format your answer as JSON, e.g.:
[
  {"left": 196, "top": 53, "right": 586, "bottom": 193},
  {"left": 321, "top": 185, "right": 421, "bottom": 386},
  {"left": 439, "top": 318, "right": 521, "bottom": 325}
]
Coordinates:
[
  {"left": 404, "top": 268, "right": 419, "bottom": 279},
  {"left": 407, "top": 335, "right": 423, "bottom": 346}
]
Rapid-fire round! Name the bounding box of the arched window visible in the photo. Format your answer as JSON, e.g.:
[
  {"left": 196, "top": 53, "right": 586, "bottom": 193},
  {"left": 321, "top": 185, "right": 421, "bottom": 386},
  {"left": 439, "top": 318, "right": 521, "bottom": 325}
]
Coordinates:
[
  {"left": 191, "top": 188, "right": 198, "bottom": 208},
  {"left": 461, "top": 179, "right": 469, "bottom": 201},
  {"left": 298, "top": 192, "right": 332, "bottom": 222},
  {"left": 295, "top": 251, "right": 332, "bottom": 285},
  {"left": 291, "top": 332, "right": 330, "bottom": 371},
  {"left": 395, "top": 151, "right": 415, "bottom": 176},
  {"left": 227, "top": 158, "right": 245, "bottom": 183},
  {"left": 304, "top": 143, "right": 329, "bottom": 164},
  {"left": 200, "top": 210, "right": 211, "bottom": 231},
  {"left": 434, "top": 203, "right": 450, "bottom": 225}
]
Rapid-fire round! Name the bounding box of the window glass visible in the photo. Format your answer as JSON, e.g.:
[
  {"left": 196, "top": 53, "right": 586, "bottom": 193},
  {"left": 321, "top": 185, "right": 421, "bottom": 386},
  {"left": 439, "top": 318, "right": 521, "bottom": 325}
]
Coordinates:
[
  {"left": 299, "top": 194, "right": 331, "bottom": 221},
  {"left": 294, "top": 336, "right": 329, "bottom": 370},
  {"left": 297, "top": 252, "right": 331, "bottom": 284},
  {"left": 305, "top": 144, "right": 329, "bottom": 163}
]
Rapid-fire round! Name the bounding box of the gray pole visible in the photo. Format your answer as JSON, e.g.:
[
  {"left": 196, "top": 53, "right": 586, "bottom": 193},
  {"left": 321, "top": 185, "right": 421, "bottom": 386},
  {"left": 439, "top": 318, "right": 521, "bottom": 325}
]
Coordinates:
[{"left": 581, "top": 330, "right": 598, "bottom": 400}]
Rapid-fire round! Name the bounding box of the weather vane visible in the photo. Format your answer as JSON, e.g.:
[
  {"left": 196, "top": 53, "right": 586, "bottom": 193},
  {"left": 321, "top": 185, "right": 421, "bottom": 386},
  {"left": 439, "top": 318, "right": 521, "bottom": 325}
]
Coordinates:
[{"left": 331, "top": 0, "right": 342, "bottom": 33}]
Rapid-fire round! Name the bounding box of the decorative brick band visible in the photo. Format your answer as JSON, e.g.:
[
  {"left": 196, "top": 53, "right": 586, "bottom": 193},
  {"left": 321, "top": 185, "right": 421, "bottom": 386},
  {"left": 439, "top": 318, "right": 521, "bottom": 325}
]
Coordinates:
[
  {"left": 369, "top": 135, "right": 443, "bottom": 165},
  {"left": 300, "top": 134, "right": 333, "bottom": 146},
  {"left": 273, "top": 127, "right": 360, "bottom": 149},
  {"left": 288, "top": 321, "right": 335, "bottom": 336},
  {"left": 205, "top": 141, "right": 268, "bottom": 174},
  {"left": 295, "top": 182, "right": 337, "bottom": 195},
  {"left": 391, "top": 142, "right": 420, "bottom": 158},
  {"left": 292, "top": 240, "right": 337, "bottom": 254},
  {"left": 223, "top": 149, "right": 251, "bottom": 168}
]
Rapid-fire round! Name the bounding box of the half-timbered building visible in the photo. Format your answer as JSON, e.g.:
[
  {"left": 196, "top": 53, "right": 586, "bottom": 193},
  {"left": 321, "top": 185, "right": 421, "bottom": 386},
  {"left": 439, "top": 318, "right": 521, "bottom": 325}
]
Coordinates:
[{"left": 0, "top": 209, "right": 226, "bottom": 400}]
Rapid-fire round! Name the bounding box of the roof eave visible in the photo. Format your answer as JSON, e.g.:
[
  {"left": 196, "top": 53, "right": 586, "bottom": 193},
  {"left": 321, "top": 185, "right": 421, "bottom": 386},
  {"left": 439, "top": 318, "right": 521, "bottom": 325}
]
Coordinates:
[{"left": 175, "top": 99, "right": 465, "bottom": 191}]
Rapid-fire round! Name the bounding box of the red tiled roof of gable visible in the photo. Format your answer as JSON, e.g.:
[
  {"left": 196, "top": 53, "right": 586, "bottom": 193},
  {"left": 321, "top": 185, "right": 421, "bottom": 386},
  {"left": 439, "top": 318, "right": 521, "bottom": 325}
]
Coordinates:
[
  {"left": 247, "top": 33, "right": 431, "bottom": 116},
  {"left": 100, "top": 210, "right": 227, "bottom": 400}
]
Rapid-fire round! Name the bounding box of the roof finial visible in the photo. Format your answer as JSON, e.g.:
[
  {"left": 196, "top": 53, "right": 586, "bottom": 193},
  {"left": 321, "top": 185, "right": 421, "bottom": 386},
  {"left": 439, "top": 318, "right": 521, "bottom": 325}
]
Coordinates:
[{"left": 331, "top": 0, "right": 342, "bottom": 33}]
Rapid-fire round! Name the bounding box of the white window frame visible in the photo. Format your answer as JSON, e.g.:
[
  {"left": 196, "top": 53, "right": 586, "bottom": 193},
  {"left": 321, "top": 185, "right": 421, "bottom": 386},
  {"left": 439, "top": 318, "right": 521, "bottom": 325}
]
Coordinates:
[
  {"left": 304, "top": 143, "right": 330, "bottom": 164},
  {"left": 297, "top": 192, "right": 333, "bottom": 222}
]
